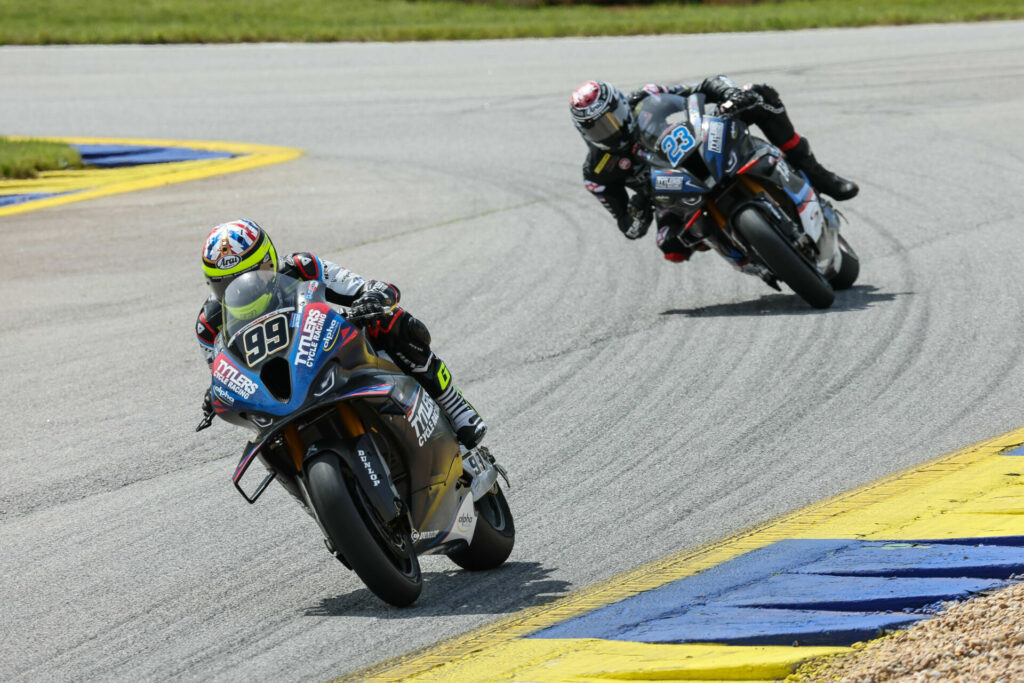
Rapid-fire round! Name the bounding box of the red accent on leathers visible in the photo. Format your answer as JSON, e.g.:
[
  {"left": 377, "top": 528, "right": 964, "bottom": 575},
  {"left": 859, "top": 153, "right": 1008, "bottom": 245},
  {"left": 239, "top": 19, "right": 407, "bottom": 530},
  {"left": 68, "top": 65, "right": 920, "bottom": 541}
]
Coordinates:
[
  {"left": 779, "top": 132, "right": 802, "bottom": 152},
  {"left": 366, "top": 308, "right": 405, "bottom": 338},
  {"left": 664, "top": 252, "right": 689, "bottom": 263}
]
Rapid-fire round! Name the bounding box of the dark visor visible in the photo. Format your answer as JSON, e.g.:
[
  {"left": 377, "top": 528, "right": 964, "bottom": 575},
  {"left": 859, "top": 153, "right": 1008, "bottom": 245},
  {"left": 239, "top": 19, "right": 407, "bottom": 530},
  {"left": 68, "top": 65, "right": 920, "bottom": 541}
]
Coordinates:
[{"left": 584, "top": 111, "right": 625, "bottom": 146}]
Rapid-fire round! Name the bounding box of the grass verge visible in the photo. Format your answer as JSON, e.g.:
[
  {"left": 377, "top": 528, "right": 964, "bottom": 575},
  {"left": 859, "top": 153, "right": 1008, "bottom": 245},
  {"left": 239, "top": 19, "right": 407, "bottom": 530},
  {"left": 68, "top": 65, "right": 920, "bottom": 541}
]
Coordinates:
[
  {"left": 0, "top": 138, "right": 83, "bottom": 179},
  {"left": 0, "top": 0, "right": 1022, "bottom": 44}
]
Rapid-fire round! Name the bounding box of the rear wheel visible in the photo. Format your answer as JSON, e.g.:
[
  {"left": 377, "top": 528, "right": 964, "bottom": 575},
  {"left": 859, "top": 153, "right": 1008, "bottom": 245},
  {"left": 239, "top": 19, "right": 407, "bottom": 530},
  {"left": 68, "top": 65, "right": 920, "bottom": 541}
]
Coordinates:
[
  {"left": 829, "top": 234, "right": 860, "bottom": 290},
  {"left": 734, "top": 207, "right": 835, "bottom": 309},
  {"left": 447, "top": 487, "right": 515, "bottom": 571},
  {"left": 306, "top": 452, "right": 422, "bottom": 607}
]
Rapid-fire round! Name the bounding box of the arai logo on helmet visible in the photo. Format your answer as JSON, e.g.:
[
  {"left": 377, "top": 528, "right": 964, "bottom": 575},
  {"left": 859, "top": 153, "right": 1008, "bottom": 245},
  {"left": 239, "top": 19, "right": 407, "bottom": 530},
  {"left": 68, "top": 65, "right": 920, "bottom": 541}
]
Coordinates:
[{"left": 217, "top": 254, "right": 241, "bottom": 270}]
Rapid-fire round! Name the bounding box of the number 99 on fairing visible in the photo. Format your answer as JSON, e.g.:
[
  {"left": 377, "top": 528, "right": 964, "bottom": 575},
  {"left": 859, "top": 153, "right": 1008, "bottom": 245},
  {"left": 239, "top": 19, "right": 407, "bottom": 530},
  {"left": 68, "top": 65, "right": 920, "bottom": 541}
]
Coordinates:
[{"left": 242, "top": 314, "right": 290, "bottom": 367}]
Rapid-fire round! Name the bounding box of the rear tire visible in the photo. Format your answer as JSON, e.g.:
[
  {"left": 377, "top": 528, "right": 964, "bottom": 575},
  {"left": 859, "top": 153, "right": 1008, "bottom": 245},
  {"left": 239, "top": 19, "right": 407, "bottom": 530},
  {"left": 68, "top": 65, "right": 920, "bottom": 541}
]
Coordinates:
[
  {"left": 306, "top": 452, "right": 422, "bottom": 607},
  {"left": 734, "top": 207, "right": 835, "bottom": 309},
  {"left": 447, "top": 487, "right": 515, "bottom": 571},
  {"left": 829, "top": 235, "right": 860, "bottom": 290}
]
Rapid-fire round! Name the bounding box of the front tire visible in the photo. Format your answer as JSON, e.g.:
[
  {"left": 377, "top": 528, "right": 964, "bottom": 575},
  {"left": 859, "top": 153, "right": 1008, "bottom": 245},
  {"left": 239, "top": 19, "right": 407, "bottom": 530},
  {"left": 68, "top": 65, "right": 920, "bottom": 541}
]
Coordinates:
[
  {"left": 306, "top": 452, "right": 422, "bottom": 607},
  {"left": 448, "top": 487, "right": 515, "bottom": 571},
  {"left": 734, "top": 207, "right": 835, "bottom": 309}
]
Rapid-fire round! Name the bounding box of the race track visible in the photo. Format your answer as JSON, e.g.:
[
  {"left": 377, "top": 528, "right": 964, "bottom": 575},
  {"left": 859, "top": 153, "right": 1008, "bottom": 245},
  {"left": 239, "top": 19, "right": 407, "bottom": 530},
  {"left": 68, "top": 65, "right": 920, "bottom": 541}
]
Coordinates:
[{"left": 2, "top": 22, "right": 1024, "bottom": 680}]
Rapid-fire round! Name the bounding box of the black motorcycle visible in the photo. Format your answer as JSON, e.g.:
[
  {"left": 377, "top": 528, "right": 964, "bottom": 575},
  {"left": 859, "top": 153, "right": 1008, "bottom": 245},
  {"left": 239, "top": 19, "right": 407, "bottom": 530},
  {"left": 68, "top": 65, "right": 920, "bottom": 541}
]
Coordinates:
[{"left": 636, "top": 92, "right": 859, "bottom": 308}]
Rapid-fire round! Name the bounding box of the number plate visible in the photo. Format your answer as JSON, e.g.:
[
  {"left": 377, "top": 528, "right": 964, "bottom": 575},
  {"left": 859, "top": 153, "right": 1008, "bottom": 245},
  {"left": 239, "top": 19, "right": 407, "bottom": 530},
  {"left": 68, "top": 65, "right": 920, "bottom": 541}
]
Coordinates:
[
  {"left": 241, "top": 313, "right": 290, "bottom": 367},
  {"left": 660, "top": 123, "right": 697, "bottom": 167}
]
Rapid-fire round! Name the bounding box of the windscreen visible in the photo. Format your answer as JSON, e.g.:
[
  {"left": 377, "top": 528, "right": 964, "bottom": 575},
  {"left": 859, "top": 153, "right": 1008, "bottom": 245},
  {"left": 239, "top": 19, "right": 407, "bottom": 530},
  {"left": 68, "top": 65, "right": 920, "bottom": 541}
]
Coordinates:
[
  {"left": 635, "top": 94, "right": 695, "bottom": 166},
  {"left": 222, "top": 271, "right": 300, "bottom": 366}
]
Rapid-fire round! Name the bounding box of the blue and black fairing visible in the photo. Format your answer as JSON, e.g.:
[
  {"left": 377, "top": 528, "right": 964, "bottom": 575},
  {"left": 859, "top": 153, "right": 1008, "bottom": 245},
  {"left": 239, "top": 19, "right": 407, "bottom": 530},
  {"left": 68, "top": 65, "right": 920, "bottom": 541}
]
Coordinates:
[{"left": 210, "top": 275, "right": 377, "bottom": 429}]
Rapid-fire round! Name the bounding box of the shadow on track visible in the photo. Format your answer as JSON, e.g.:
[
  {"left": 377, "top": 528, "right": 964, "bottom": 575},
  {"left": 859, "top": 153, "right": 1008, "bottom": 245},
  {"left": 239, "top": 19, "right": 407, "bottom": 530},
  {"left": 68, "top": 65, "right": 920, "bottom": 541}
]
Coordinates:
[
  {"left": 304, "top": 561, "right": 571, "bottom": 616},
  {"left": 661, "top": 285, "right": 905, "bottom": 318}
]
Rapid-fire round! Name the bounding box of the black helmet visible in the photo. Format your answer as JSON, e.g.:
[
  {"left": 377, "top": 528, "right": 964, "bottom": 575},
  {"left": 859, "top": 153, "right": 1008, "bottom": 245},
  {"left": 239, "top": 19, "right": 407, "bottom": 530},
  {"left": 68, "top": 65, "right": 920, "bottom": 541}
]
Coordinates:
[{"left": 570, "top": 80, "right": 636, "bottom": 152}]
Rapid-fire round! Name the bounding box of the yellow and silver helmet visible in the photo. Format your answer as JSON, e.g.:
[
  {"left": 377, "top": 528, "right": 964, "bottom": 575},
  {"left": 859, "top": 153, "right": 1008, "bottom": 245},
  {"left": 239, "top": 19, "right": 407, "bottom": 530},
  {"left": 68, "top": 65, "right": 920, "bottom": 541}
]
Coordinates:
[{"left": 201, "top": 219, "right": 278, "bottom": 300}]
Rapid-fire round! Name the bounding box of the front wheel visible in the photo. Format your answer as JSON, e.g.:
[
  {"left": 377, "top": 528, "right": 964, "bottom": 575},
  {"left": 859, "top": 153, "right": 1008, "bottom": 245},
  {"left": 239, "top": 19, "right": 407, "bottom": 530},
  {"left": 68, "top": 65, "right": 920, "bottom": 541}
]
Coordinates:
[
  {"left": 306, "top": 452, "right": 422, "bottom": 607},
  {"left": 734, "top": 207, "right": 835, "bottom": 309},
  {"left": 447, "top": 487, "right": 515, "bottom": 571}
]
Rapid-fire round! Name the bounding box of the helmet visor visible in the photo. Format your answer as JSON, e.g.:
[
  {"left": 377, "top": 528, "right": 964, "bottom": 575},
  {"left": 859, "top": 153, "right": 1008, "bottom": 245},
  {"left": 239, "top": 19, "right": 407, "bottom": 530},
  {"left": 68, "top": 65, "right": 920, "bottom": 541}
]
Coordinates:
[{"left": 583, "top": 110, "right": 626, "bottom": 147}]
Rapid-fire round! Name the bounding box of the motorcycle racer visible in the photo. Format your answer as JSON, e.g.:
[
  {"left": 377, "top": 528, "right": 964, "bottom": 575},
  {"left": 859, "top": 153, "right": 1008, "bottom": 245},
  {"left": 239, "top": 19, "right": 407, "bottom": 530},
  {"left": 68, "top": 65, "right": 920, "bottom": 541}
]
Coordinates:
[
  {"left": 570, "top": 78, "right": 859, "bottom": 262},
  {"left": 196, "top": 219, "right": 487, "bottom": 448}
]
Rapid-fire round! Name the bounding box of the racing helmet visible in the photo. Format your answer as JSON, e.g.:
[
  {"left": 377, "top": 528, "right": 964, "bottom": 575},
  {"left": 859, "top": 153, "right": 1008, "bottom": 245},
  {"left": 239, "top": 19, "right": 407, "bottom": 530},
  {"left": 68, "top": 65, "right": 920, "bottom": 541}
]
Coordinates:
[
  {"left": 570, "top": 80, "right": 637, "bottom": 152},
  {"left": 201, "top": 219, "right": 278, "bottom": 300}
]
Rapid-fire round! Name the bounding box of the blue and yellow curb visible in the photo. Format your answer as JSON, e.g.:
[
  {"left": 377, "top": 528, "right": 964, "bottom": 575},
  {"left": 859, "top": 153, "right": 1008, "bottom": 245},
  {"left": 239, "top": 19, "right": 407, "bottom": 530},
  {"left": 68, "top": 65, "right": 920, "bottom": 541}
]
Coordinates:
[
  {"left": 0, "top": 136, "right": 302, "bottom": 218},
  {"left": 349, "top": 427, "right": 1024, "bottom": 681}
]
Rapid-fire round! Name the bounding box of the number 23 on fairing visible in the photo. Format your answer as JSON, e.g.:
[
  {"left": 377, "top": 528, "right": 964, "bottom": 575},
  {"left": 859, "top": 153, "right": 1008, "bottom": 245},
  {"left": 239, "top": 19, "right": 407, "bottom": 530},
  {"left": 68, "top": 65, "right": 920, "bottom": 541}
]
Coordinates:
[{"left": 660, "top": 124, "right": 697, "bottom": 166}]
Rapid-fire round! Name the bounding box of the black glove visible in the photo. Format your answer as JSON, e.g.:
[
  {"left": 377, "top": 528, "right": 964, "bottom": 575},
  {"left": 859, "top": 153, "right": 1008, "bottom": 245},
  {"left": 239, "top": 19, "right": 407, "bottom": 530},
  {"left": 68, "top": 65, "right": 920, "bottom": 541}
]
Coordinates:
[
  {"left": 721, "top": 87, "right": 763, "bottom": 115},
  {"left": 348, "top": 290, "right": 392, "bottom": 325},
  {"left": 619, "top": 192, "right": 653, "bottom": 240},
  {"left": 628, "top": 84, "right": 664, "bottom": 106}
]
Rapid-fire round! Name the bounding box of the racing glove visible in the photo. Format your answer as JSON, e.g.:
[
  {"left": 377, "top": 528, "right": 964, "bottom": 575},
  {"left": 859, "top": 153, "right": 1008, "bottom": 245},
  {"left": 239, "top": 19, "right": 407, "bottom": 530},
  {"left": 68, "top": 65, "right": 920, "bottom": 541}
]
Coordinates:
[
  {"left": 628, "top": 84, "right": 666, "bottom": 106},
  {"left": 347, "top": 282, "right": 396, "bottom": 325},
  {"left": 720, "top": 87, "right": 763, "bottom": 115},
  {"left": 619, "top": 192, "right": 653, "bottom": 240}
]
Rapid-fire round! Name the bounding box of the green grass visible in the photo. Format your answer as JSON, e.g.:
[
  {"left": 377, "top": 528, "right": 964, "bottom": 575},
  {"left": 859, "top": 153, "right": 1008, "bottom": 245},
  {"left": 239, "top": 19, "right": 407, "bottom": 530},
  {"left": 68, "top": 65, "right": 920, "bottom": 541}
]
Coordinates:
[
  {"left": 0, "top": 0, "right": 1021, "bottom": 44},
  {"left": 0, "top": 138, "right": 83, "bottom": 179}
]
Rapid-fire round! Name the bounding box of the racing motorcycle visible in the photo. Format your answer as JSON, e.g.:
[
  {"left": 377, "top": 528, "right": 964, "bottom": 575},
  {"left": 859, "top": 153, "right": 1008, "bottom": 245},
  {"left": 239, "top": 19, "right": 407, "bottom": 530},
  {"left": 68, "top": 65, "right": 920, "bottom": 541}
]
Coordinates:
[
  {"left": 635, "top": 92, "right": 859, "bottom": 308},
  {"left": 196, "top": 270, "right": 513, "bottom": 607}
]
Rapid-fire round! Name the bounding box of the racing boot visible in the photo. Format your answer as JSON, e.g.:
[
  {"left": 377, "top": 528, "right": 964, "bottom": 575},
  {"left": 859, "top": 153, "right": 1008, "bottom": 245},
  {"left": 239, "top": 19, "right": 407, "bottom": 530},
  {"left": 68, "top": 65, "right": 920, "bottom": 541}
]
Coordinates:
[
  {"left": 411, "top": 354, "right": 487, "bottom": 449},
  {"left": 785, "top": 137, "right": 859, "bottom": 201}
]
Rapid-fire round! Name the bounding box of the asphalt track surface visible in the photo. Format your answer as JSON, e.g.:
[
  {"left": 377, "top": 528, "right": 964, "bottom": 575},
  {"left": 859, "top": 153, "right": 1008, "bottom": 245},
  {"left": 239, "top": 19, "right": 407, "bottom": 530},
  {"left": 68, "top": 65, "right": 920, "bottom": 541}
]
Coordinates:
[{"left": 2, "top": 22, "right": 1023, "bottom": 681}]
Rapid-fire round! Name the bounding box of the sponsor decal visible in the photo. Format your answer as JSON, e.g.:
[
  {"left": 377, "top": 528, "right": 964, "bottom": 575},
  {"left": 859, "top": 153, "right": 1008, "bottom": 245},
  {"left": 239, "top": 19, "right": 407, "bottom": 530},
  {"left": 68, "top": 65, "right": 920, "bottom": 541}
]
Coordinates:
[
  {"left": 583, "top": 181, "right": 606, "bottom": 194},
  {"left": 655, "top": 174, "right": 685, "bottom": 191},
  {"left": 211, "top": 385, "right": 235, "bottom": 405},
  {"left": 456, "top": 512, "right": 475, "bottom": 533},
  {"left": 708, "top": 120, "right": 724, "bottom": 154},
  {"left": 216, "top": 254, "right": 240, "bottom": 270},
  {"left": 196, "top": 321, "right": 206, "bottom": 335},
  {"left": 410, "top": 529, "right": 440, "bottom": 542},
  {"left": 618, "top": 158, "right": 632, "bottom": 170},
  {"left": 321, "top": 319, "right": 341, "bottom": 352},
  {"left": 357, "top": 449, "right": 381, "bottom": 488},
  {"left": 295, "top": 306, "right": 328, "bottom": 367},
  {"left": 212, "top": 356, "right": 258, "bottom": 399},
  {"left": 405, "top": 389, "right": 440, "bottom": 447}
]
